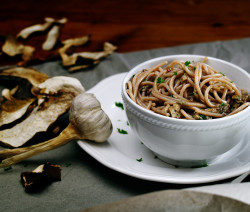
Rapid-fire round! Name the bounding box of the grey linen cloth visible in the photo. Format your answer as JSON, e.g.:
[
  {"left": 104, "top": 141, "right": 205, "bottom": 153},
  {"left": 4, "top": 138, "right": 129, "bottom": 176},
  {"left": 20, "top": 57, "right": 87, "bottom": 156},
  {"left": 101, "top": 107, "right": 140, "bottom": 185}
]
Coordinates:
[{"left": 1, "top": 38, "right": 250, "bottom": 212}]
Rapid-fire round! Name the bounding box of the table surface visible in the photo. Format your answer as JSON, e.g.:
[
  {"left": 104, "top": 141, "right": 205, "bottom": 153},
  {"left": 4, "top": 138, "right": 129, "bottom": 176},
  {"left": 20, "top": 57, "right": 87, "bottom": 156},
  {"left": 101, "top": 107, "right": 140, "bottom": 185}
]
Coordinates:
[
  {"left": 1, "top": 1, "right": 250, "bottom": 211},
  {"left": 1, "top": 0, "right": 250, "bottom": 59}
]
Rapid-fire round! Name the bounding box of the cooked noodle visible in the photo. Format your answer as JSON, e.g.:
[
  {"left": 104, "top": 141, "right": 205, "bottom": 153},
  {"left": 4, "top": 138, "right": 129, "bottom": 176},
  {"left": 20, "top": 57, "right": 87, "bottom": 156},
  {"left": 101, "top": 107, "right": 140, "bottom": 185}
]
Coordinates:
[{"left": 126, "top": 58, "right": 250, "bottom": 120}]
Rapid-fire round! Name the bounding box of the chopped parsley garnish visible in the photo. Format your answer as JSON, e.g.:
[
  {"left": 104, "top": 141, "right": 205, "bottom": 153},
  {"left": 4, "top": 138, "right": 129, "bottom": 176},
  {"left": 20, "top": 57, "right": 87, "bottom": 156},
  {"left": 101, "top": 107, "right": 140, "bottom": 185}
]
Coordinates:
[
  {"left": 237, "top": 96, "right": 241, "bottom": 100},
  {"left": 173, "top": 72, "right": 178, "bottom": 76},
  {"left": 156, "top": 77, "right": 165, "bottom": 83},
  {"left": 117, "top": 128, "right": 128, "bottom": 134},
  {"left": 219, "top": 72, "right": 225, "bottom": 76},
  {"left": 194, "top": 67, "right": 197, "bottom": 70},
  {"left": 221, "top": 102, "right": 226, "bottom": 106},
  {"left": 136, "top": 158, "right": 143, "bottom": 162},
  {"left": 219, "top": 102, "right": 228, "bottom": 114},
  {"left": 185, "top": 61, "right": 191, "bottom": 67},
  {"left": 230, "top": 81, "right": 234, "bottom": 83},
  {"left": 191, "top": 163, "right": 208, "bottom": 168},
  {"left": 199, "top": 114, "right": 207, "bottom": 120},
  {"left": 115, "top": 102, "right": 124, "bottom": 110},
  {"left": 126, "top": 121, "right": 130, "bottom": 126}
]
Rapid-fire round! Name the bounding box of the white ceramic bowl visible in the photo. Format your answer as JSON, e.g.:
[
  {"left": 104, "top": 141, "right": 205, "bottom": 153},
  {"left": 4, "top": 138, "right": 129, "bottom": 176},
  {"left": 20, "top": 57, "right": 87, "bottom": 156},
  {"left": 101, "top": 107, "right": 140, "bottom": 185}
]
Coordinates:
[{"left": 121, "top": 55, "right": 250, "bottom": 167}]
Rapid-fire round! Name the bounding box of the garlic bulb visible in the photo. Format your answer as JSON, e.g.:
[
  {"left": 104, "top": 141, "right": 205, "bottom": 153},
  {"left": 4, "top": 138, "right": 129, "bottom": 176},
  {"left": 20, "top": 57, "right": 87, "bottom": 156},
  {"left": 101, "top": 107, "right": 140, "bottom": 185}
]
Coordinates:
[
  {"left": 0, "top": 92, "right": 113, "bottom": 167},
  {"left": 70, "top": 93, "right": 112, "bottom": 142}
]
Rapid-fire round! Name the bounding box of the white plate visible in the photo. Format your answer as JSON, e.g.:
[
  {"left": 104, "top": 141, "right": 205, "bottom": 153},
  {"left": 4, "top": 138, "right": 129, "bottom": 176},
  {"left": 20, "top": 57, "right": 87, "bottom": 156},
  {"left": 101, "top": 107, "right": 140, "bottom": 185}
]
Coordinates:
[{"left": 77, "top": 73, "right": 250, "bottom": 184}]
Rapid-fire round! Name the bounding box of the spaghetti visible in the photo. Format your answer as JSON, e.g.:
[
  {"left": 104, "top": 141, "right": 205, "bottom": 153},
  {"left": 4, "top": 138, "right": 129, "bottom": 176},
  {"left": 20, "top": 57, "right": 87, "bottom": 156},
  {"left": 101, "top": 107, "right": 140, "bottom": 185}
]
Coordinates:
[{"left": 126, "top": 58, "right": 250, "bottom": 120}]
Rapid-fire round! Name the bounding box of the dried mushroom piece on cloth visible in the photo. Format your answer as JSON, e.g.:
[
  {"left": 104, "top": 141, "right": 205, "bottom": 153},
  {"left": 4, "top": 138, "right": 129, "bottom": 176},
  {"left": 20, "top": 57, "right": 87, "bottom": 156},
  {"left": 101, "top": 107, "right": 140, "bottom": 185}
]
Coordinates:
[
  {"left": 21, "top": 162, "right": 61, "bottom": 191},
  {"left": 1, "top": 34, "right": 35, "bottom": 63}
]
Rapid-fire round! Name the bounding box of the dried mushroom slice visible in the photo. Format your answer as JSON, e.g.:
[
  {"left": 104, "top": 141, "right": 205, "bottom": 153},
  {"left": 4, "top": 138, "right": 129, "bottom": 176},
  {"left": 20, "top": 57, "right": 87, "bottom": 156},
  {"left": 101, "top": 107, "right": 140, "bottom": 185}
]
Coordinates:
[
  {"left": 0, "top": 91, "right": 76, "bottom": 147},
  {"left": 2, "top": 35, "right": 24, "bottom": 56},
  {"left": 0, "top": 76, "right": 84, "bottom": 148},
  {"left": 17, "top": 21, "right": 52, "bottom": 39},
  {"left": 34, "top": 76, "right": 85, "bottom": 95},
  {"left": 61, "top": 35, "right": 89, "bottom": 47},
  {"left": 19, "top": 45, "right": 36, "bottom": 66},
  {"left": 0, "top": 83, "right": 36, "bottom": 128},
  {"left": 0, "top": 67, "right": 49, "bottom": 87},
  {"left": 2, "top": 35, "right": 35, "bottom": 61},
  {"left": 59, "top": 35, "right": 90, "bottom": 66},
  {"left": 0, "top": 98, "right": 35, "bottom": 128},
  {"left": 17, "top": 17, "right": 67, "bottom": 40},
  {"left": 42, "top": 18, "right": 67, "bottom": 51},
  {"left": 42, "top": 25, "right": 60, "bottom": 51},
  {"left": 42, "top": 25, "right": 61, "bottom": 51},
  {"left": 60, "top": 41, "right": 117, "bottom": 71}
]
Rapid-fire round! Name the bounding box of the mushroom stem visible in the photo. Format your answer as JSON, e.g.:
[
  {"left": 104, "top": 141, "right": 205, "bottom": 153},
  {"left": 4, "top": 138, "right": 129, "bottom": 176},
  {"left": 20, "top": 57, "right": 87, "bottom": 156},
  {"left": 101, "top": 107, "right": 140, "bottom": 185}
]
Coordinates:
[{"left": 0, "top": 123, "right": 80, "bottom": 168}]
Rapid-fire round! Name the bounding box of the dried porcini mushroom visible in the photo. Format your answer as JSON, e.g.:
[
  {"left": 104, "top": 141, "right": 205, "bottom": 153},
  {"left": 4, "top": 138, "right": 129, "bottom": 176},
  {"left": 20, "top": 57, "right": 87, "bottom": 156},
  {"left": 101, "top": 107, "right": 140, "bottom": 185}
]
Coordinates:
[
  {"left": 0, "top": 76, "right": 84, "bottom": 148},
  {"left": 58, "top": 35, "right": 90, "bottom": 66},
  {"left": 34, "top": 76, "right": 85, "bottom": 95},
  {"left": 17, "top": 17, "right": 66, "bottom": 39},
  {"left": 1, "top": 34, "right": 35, "bottom": 63},
  {"left": 0, "top": 17, "right": 116, "bottom": 71},
  {"left": 17, "top": 17, "right": 67, "bottom": 51},
  {"left": 42, "top": 18, "right": 67, "bottom": 51},
  {"left": 0, "top": 67, "right": 49, "bottom": 86},
  {"left": 0, "top": 98, "right": 36, "bottom": 128},
  {"left": 21, "top": 162, "right": 61, "bottom": 191},
  {"left": 61, "top": 35, "right": 90, "bottom": 47},
  {"left": 60, "top": 41, "right": 117, "bottom": 72},
  {"left": 0, "top": 92, "right": 113, "bottom": 168},
  {"left": 0, "top": 67, "right": 50, "bottom": 129}
]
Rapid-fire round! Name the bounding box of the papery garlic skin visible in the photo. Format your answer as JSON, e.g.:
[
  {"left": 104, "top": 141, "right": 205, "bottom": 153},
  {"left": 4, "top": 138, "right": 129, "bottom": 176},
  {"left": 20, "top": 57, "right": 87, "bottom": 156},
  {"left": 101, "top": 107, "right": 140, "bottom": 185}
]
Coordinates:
[{"left": 70, "top": 93, "right": 113, "bottom": 142}]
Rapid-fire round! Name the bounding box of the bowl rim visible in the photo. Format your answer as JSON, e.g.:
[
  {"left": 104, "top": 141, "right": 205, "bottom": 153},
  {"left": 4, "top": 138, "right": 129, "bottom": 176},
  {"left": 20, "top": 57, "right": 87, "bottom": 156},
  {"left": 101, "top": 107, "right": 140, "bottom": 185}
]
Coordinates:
[{"left": 122, "top": 54, "right": 250, "bottom": 125}]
